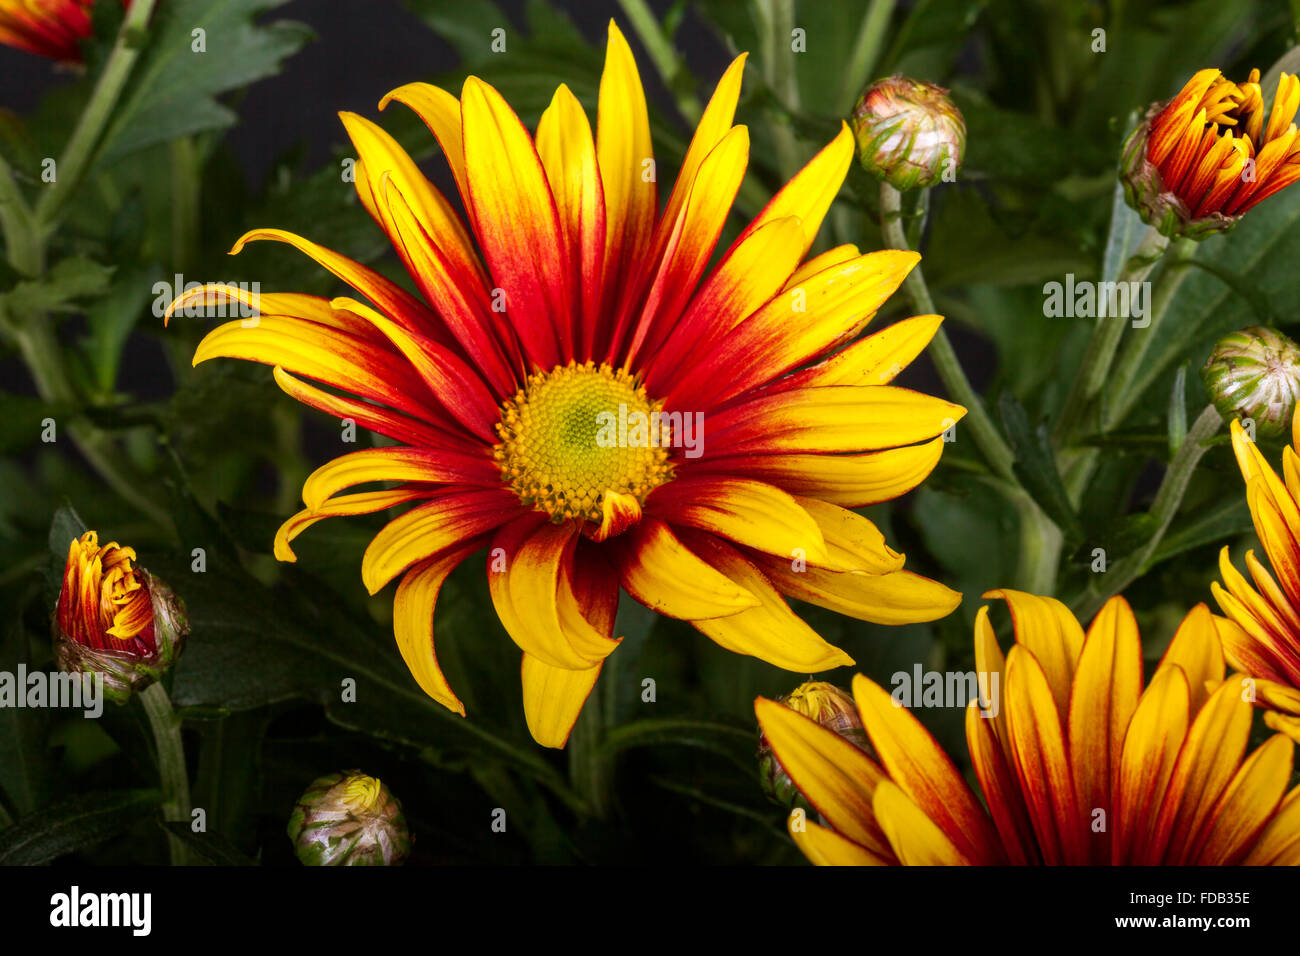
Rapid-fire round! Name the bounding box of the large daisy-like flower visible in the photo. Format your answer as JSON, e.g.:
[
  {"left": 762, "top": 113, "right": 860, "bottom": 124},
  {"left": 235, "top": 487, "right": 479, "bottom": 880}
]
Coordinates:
[
  {"left": 168, "top": 23, "right": 964, "bottom": 747},
  {"left": 1123, "top": 68, "right": 1300, "bottom": 237},
  {"left": 757, "top": 590, "right": 1300, "bottom": 865},
  {"left": 1210, "top": 418, "right": 1300, "bottom": 743},
  {"left": 0, "top": 0, "right": 124, "bottom": 61}
]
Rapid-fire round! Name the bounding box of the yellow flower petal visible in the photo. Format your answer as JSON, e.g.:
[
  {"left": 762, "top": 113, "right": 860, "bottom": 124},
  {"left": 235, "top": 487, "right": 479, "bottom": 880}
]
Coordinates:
[
  {"left": 754, "top": 696, "right": 890, "bottom": 854},
  {"left": 1067, "top": 595, "right": 1142, "bottom": 863},
  {"left": 521, "top": 654, "right": 602, "bottom": 749},
  {"left": 872, "top": 780, "right": 974, "bottom": 865},
  {"left": 393, "top": 544, "right": 481, "bottom": 716},
  {"left": 853, "top": 674, "right": 1001, "bottom": 863},
  {"left": 789, "top": 816, "right": 893, "bottom": 866},
  {"left": 612, "top": 518, "right": 759, "bottom": 619},
  {"left": 690, "top": 537, "right": 853, "bottom": 671}
]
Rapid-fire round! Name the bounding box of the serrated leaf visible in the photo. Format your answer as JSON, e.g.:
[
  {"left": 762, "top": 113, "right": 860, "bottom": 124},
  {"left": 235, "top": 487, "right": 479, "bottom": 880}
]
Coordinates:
[
  {"left": 95, "top": 0, "right": 312, "bottom": 167},
  {"left": 0, "top": 789, "right": 159, "bottom": 864},
  {"left": 0, "top": 256, "right": 112, "bottom": 314}
]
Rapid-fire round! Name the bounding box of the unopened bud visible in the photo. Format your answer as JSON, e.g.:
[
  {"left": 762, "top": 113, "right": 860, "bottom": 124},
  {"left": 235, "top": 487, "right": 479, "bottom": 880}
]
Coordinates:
[
  {"left": 287, "top": 770, "right": 411, "bottom": 866},
  {"left": 53, "top": 531, "right": 187, "bottom": 704},
  {"left": 1202, "top": 327, "right": 1300, "bottom": 439},
  {"left": 758, "top": 681, "right": 870, "bottom": 808},
  {"left": 850, "top": 75, "right": 966, "bottom": 190}
]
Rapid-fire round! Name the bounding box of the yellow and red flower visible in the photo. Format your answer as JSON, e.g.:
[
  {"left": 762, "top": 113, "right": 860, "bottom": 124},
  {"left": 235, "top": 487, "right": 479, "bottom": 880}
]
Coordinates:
[
  {"left": 55, "top": 530, "right": 187, "bottom": 702},
  {"left": 1211, "top": 418, "right": 1300, "bottom": 743},
  {"left": 168, "top": 23, "right": 964, "bottom": 747},
  {"left": 1122, "top": 68, "right": 1300, "bottom": 237},
  {"left": 0, "top": 0, "right": 125, "bottom": 61},
  {"left": 757, "top": 590, "right": 1300, "bottom": 865}
]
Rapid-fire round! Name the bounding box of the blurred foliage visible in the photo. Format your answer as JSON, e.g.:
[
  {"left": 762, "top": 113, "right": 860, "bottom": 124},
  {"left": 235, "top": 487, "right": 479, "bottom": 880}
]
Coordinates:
[{"left": 1, "top": 0, "right": 1299, "bottom": 865}]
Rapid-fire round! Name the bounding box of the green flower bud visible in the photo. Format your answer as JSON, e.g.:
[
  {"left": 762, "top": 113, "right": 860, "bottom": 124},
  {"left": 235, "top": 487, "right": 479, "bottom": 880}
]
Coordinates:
[
  {"left": 850, "top": 75, "right": 966, "bottom": 190},
  {"left": 287, "top": 770, "right": 411, "bottom": 866},
  {"left": 1202, "top": 327, "right": 1300, "bottom": 439},
  {"left": 53, "top": 532, "right": 188, "bottom": 704},
  {"left": 758, "top": 682, "right": 871, "bottom": 808}
]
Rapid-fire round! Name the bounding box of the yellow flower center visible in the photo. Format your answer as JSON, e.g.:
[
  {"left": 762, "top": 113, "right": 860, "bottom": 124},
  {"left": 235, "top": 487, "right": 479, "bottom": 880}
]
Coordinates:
[
  {"left": 339, "top": 774, "right": 384, "bottom": 813},
  {"left": 493, "top": 361, "right": 674, "bottom": 525}
]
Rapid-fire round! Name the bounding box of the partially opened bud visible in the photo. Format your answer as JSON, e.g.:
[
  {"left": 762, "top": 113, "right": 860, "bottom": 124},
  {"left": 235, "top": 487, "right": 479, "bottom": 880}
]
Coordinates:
[
  {"left": 850, "top": 75, "right": 966, "bottom": 190},
  {"left": 287, "top": 770, "right": 410, "bottom": 866},
  {"left": 1121, "top": 69, "right": 1300, "bottom": 239},
  {"left": 1202, "top": 327, "right": 1300, "bottom": 438},
  {"left": 53, "top": 531, "right": 187, "bottom": 704},
  {"left": 758, "top": 681, "right": 870, "bottom": 807}
]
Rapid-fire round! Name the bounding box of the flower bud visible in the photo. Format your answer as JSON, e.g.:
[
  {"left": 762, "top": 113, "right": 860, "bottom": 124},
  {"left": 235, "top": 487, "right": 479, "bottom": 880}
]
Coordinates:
[
  {"left": 850, "top": 75, "right": 966, "bottom": 190},
  {"left": 287, "top": 770, "right": 410, "bottom": 866},
  {"left": 1121, "top": 69, "right": 1300, "bottom": 240},
  {"left": 53, "top": 531, "right": 188, "bottom": 704},
  {"left": 1202, "top": 327, "right": 1300, "bottom": 439},
  {"left": 758, "top": 681, "right": 870, "bottom": 808}
]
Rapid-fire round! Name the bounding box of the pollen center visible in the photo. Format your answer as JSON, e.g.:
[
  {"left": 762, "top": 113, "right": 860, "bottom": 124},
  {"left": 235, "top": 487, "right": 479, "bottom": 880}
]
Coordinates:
[{"left": 493, "top": 361, "right": 674, "bottom": 524}]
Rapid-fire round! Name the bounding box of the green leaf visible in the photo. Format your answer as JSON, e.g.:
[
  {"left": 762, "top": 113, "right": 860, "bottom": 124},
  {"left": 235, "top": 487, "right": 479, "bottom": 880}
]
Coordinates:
[
  {"left": 998, "top": 392, "right": 1084, "bottom": 543},
  {"left": 82, "top": 264, "right": 156, "bottom": 395},
  {"left": 1101, "top": 167, "right": 1146, "bottom": 285},
  {"left": 0, "top": 789, "right": 159, "bottom": 864},
  {"left": 95, "top": 0, "right": 312, "bottom": 166},
  {"left": 598, "top": 717, "right": 755, "bottom": 770},
  {"left": 1152, "top": 497, "right": 1254, "bottom": 564},
  {"left": 0, "top": 610, "right": 52, "bottom": 820},
  {"left": 152, "top": 553, "right": 578, "bottom": 807},
  {"left": 158, "top": 822, "right": 257, "bottom": 865},
  {"left": 0, "top": 256, "right": 112, "bottom": 313}
]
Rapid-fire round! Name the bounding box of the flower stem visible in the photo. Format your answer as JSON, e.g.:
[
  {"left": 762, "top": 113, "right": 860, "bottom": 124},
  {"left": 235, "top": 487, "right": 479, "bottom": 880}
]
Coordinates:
[
  {"left": 568, "top": 685, "right": 611, "bottom": 820},
  {"left": 1102, "top": 237, "right": 1198, "bottom": 430},
  {"left": 139, "top": 681, "right": 192, "bottom": 866},
  {"left": 1071, "top": 404, "right": 1223, "bottom": 620},
  {"left": 35, "top": 0, "right": 160, "bottom": 229},
  {"left": 835, "top": 0, "right": 896, "bottom": 114},
  {"left": 170, "top": 137, "right": 200, "bottom": 271},
  {"left": 880, "top": 183, "right": 1060, "bottom": 593},
  {"left": 753, "top": 0, "right": 804, "bottom": 181},
  {"left": 615, "top": 0, "right": 702, "bottom": 123},
  {"left": 879, "top": 183, "right": 1017, "bottom": 484},
  {"left": 1054, "top": 225, "right": 1169, "bottom": 446},
  {"left": 10, "top": 319, "right": 171, "bottom": 527}
]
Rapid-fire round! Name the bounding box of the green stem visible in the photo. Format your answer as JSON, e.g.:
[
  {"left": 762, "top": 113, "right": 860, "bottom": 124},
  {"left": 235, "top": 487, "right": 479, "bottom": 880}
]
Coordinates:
[
  {"left": 35, "top": 0, "right": 160, "bottom": 229},
  {"left": 1054, "top": 225, "right": 1169, "bottom": 446},
  {"left": 169, "top": 137, "right": 200, "bottom": 271},
  {"left": 616, "top": 0, "right": 702, "bottom": 123},
  {"left": 11, "top": 320, "right": 171, "bottom": 526},
  {"left": 754, "top": 0, "right": 803, "bottom": 180},
  {"left": 1102, "top": 237, "right": 1198, "bottom": 430},
  {"left": 880, "top": 183, "right": 1060, "bottom": 593},
  {"left": 835, "top": 0, "right": 896, "bottom": 114},
  {"left": 1014, "top": 488, "right": 1064, "bottom": 596},
  {"left": 139, "top": 682, "right": 192, "bottom": 866},
  {"left": 880, "top": 183, "right": 1017, "bottom": 484},
  {"left": 1071, "top": 404, "right": 1223, "bottom": 620},
  {"left": 568, "top": 685, "right": 611, "bottom": 819}
]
